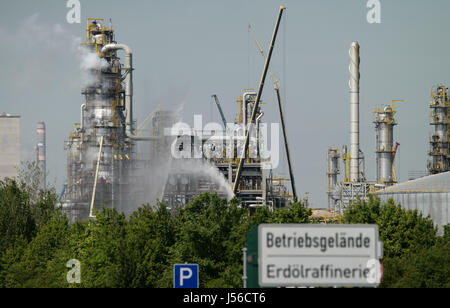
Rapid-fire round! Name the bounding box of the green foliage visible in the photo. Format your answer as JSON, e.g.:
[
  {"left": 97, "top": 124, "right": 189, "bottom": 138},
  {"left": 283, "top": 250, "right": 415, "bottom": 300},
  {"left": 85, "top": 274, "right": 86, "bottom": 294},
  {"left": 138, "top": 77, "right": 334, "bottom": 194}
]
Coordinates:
[
  {"left": 1, "top": 171, "right": 448, "bottom": 288},
  {"left": 0, "top": 179, "right": 35, "bottom": 254},
  {"left": 125, "top": 203, "right": 176, "bottom": 288},
  {"left": 0, "top": 178, "right": 58, "bottom": 256},
  {"left": 344, "top": 196, "right": 447, "bottom": 288},
  {"left": 381, "top": 236, "right": 450, "bottom": 288},
  {"left": 343, "top": 196, "right": 437, "bottom": 258}
]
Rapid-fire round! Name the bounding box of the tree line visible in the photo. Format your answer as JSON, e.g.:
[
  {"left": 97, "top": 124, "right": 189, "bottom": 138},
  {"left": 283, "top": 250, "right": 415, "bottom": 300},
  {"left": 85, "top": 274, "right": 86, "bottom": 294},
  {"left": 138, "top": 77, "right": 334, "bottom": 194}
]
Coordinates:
[{"left": 0, "top": 176, "right": 448, "bottom": 288}]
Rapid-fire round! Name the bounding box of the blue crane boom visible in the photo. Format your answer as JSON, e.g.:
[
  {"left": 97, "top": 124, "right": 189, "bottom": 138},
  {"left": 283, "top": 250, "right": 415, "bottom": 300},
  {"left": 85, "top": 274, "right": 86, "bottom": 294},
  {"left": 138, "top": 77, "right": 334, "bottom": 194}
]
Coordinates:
[{"left": 211, "top": 94, "right": 228, "bottom": 128}]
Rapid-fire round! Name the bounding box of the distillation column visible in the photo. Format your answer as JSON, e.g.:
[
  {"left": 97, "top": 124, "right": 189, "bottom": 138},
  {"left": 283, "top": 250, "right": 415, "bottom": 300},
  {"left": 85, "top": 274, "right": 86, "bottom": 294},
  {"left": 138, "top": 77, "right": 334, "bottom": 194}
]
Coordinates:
[
  {"left": 62, "top": 19, "right": 133, "bottom": 221},
  {"left": 327, "top": 146, "right": 340, "bottom": 210},
  {"left": 374, "top": 106, "right": 397, "bottom": 186},
  {"left": 428, "top": 85, "right": 450, "bottom": 174},
  {"left": 349, "top": 42, "right": 360, "bottom": 182}
]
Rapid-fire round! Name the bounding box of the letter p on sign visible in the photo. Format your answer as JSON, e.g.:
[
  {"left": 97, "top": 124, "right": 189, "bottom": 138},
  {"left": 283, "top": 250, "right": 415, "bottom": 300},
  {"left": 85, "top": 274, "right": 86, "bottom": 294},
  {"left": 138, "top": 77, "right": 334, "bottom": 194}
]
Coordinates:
[{"left": 174, "top": 264, "right": 199, "bottom": 288}]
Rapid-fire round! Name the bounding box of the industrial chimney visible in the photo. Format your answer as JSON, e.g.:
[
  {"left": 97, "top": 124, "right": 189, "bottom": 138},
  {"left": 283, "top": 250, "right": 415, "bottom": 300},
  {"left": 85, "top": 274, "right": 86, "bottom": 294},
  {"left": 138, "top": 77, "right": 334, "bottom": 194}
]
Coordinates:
[
  {"left": 349, "top": 42, "right": 360, "bottom": 182},
  {"left": 36, "top": 122, "right": 46, "bottom": 190}
]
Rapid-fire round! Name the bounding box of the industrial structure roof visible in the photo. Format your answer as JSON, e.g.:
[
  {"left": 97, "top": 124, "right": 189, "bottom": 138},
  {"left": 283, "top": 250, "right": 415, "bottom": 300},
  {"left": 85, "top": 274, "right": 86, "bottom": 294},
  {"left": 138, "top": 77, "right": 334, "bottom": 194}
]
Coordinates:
[{"left": 375, "top": 172, "right": 450, "bottom": 193}]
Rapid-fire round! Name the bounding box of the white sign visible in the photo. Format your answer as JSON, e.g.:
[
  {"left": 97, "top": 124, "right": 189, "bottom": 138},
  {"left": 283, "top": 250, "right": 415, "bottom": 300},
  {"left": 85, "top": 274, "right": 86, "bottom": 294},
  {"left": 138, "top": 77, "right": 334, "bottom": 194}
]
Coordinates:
[{"left": 258, "top": 224, "right": 383, "bottom": 287}]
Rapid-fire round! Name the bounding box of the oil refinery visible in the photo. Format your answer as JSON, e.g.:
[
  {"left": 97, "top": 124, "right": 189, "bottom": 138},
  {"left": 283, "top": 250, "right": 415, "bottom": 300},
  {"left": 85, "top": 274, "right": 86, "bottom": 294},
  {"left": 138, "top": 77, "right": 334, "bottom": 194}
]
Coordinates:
[
  {"left": 50, "top": 12, "right": 448, "bottom": 232},
  {"left": 59, "top": 17, "right": 293, "bottom": 221},
  {"left": 0, "top": 3, "right": 448, "bottom": 233},
  {"left": 325, "top": 42, "right": 449, "bottom": 233},
  {"left": 1, "top": 1, "right": 450, "bottom": 291}
]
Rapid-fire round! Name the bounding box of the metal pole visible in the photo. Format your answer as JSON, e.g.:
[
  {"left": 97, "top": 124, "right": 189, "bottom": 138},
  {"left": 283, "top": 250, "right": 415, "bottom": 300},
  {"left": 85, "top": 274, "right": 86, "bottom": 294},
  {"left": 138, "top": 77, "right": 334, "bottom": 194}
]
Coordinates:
[
  {"left": 233, "top": 6, "right": 286, "bottom": 194},
  {"left": 212, "top": 95, "right": 228, "bottom": 129},
  {"left": 249, "top": 24, "right": 297, "bottom": 201},
  {"left": 242, "top": 247, "right": 247, "bottom": 288},
  {"left": 275, "top": 88, "right": 297, "bottom": 200},
  {"left": 89, "top": 135, "right": 104, "bottom": 218}
]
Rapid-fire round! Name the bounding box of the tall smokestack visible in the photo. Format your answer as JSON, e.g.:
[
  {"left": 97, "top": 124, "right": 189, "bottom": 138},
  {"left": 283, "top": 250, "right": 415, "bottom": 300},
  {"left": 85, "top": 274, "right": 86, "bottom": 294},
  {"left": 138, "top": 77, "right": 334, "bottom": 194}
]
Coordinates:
[
  {"left": 349, "top": 42, "right": 360, "bottom": 182},
  {"left": 36, "top": 122, "right": 46, "bottom": 190}
]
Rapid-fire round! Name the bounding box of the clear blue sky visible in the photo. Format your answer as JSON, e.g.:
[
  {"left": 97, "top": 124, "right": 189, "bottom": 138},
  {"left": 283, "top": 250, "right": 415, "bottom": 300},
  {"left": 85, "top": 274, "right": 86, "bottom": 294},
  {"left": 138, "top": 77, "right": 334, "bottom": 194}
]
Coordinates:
[{"left": 1, "top": 0, "right": 449, "bottom": 208}]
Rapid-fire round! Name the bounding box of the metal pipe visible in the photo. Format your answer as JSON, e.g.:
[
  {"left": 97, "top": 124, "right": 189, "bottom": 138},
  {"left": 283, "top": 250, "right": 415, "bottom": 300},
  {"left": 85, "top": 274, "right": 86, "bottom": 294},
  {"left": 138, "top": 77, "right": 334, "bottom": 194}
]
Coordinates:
[
  {"left": 89, "top": 135, "right": 104, "bottom": 219},
  {"left": 80, "top": 104, "right": 86, "bottom": 148},
  {"left": 80, "top": 104, "right": 86, "bottom": 130},
  {"left": 242, "top": 247, "right": 247, "bottom": 288},
  {"left": 256, "top": 111, "right": 263, "bottom": 158},
  {"left": 242, "top": 91, "right": 256, "bottom": 128},
  {"left": 212, "top": 95, "right": 228, "bottom": 129},
  {"left": 233, "top": 5, "right": 286, "bottom": 195},
  {"left": 101, "top": 44, "right": 159, "bottom": 141},
  {"left": 349, "top": 42, "right": 360, "bottom": 182},
  {"left": 101, "top": 43, "right": 133, "bottom": 134}
]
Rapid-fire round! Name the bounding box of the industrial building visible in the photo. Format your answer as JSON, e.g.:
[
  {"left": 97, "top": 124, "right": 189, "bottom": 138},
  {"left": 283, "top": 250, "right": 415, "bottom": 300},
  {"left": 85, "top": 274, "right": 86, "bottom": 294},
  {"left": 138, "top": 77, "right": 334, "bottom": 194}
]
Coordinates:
[
  {"left": 0, "top": 113, "right": 20, "bottom": 180},
  {"left": 61, "top": 17, "right": 292, "bottom": 222}
]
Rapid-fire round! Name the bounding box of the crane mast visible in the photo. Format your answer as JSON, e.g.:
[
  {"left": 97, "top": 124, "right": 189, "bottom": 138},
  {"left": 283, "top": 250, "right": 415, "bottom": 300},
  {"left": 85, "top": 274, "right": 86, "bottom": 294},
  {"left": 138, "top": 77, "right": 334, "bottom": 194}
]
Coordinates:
[
  {"left": 233, "top": 6, "right": 286, "bottom": 195},
  {"left": 248, "top": 21, "right": 297, "bottom": 200}
]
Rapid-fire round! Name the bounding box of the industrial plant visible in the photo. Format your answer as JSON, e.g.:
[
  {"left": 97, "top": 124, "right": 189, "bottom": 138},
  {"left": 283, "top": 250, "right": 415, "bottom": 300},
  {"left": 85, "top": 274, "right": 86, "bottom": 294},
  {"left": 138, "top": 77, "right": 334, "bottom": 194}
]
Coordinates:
[
  {"left": 0, "top": 7, "right": 447, "bottom": 234},
  {"left": 325, "top": 42, "right": 449, "bottom": 233},
  {"left": 59, "top": 15, "right": 293, "bottom": 222},
  {"left": 50, "top": 12, "right": 448, "bottom": 232}
]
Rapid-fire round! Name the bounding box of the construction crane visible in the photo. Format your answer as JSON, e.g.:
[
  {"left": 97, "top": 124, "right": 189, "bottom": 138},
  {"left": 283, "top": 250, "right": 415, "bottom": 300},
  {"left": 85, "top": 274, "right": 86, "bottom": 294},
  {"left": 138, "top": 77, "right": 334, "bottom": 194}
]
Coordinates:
[
  {"left": 248, "top": 21, "right": 297, "bottom": 200},
  {"left": 248, "top": 25, "right": 280, "bottom": 91},
  {"left": 211, "top": 95, "right": 228, "bottom": 128},
  {"left": 392, "top": 142, "right": 400, "bottom": 182},
  {"left": 233, "top": 5, "right": 286, "bottom": 195}
]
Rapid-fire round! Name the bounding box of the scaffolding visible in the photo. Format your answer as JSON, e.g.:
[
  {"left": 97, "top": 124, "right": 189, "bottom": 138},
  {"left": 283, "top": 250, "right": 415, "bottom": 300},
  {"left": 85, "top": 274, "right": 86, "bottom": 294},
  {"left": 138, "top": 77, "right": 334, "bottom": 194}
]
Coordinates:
[{"left": 335, "top": 182, "right": 372, "bottom": 214}]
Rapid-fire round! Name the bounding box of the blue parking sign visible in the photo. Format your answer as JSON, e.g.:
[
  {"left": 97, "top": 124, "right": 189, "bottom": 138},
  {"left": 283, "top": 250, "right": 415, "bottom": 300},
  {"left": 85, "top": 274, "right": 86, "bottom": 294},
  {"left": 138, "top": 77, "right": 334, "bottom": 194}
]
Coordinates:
[{"left": 174, "top": 264, "right": 199, "bottom": 288}]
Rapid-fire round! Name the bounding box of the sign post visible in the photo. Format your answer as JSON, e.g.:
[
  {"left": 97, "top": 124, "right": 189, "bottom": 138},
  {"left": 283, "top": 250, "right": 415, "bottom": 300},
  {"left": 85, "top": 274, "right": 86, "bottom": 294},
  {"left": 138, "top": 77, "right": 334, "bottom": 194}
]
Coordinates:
[
  {"left": 245, "top": 226, "right": 260, "bottom": 288},
  {"left": 174, "top": 264, "right": 199, "bottom": 288},
  {"left": 258, "top": 224, "right": 383, "bottom": 287}
]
